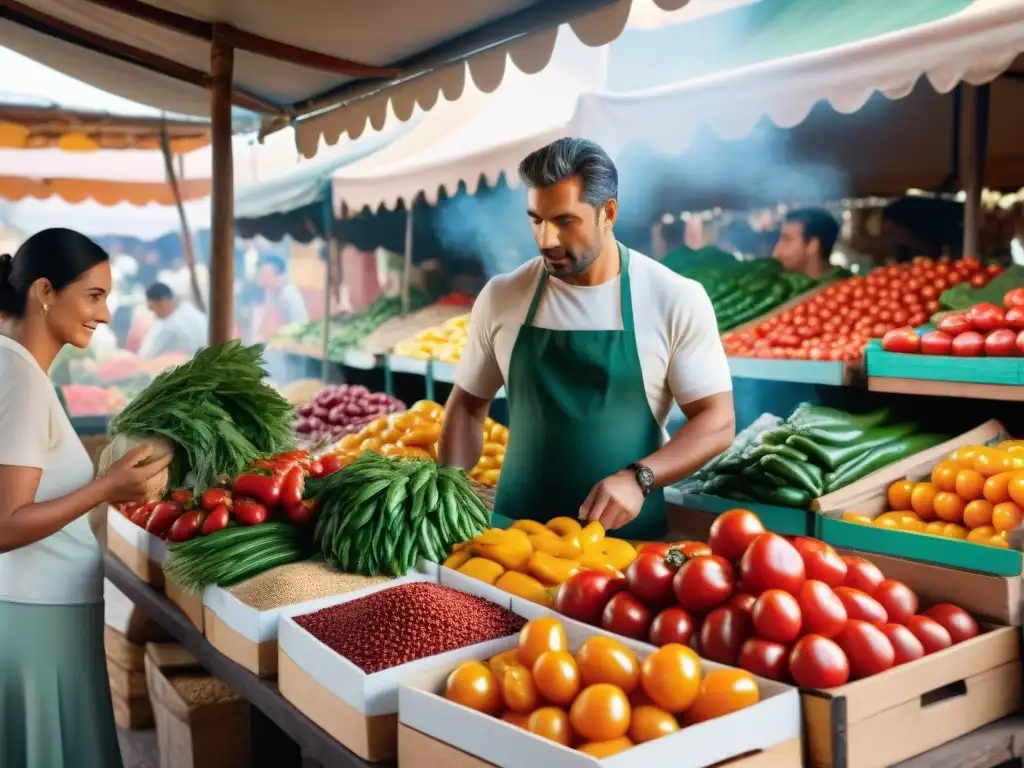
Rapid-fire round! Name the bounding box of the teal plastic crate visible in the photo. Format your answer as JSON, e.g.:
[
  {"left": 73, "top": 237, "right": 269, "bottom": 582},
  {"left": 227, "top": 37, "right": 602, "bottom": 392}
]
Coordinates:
[
  {"left": 866, "top": 337, "right": 1024, "bottom": 385},
  {"left": 728, "top": 356, "right": 852, "bottom": 386},
  {"left": 674, "top": 492, "right": 813, "bottom": 536}
]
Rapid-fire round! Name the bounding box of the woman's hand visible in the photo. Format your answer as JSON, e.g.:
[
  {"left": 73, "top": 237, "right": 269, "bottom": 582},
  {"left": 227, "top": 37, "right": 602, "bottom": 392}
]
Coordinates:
[{"left": 100, "top": 444, "right": 173, "bottom": 503}]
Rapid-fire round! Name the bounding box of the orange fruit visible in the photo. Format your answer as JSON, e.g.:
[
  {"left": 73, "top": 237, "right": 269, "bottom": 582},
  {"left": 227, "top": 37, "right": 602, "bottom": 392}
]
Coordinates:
[
  {"left": 910, "top": 483, "right": 939, "bottom": 520},
  {"left": 577, "top": 737, "right": 634, "bottom": 757},
  {"left": 501, "top": 711, "right": 530, "bottom": 728},
  {"left": 983, "top": 472, "right": 1014, "bottom": 504},
  {"left": 887, "top": 480, "right": 915, "bottom": 511},
  {"left": 517, "top": 617, "right": 567, "bottom": 668},
  {"left": 931, "top": 460, "right": 968, "bottom": 493},
  {"left": 532, "top": 651, "right": 580, "bottom": 706},
  {"left": 628, "top": 705, "right": 680, "bottom": 744},
  {"left": 1008, "top": 471, "right": 1024, "bottom": 507},
  {"left": 962, "top": 500, "right": 994, "bottom": 529},
  {"left": 488, "top": 649, "right": 522, "bottom": 682},
  {"left": 574, "top": 635, "right": 640, "bottom": 694},
  {"left": 445, "top": 661, "right": 503, "bottom": 715},
  {"left": 954, "top": 469, "right": 985, "bottom": 501},
  {"left": 682, "top": 669, "right": 761, "bottom": 725},
  {"left": 992, "top": 501, "right": 1023, "bottom": 533},
  {"left": 967, "top": 525, "right": 997, "bottom": 544},
  {"left": 932, "top": 492, "right": 965, "bottom": 523},
  {"left": 527, "top": 706, "right": 573, "bottom": 746},
  {"left": 502, "top": 665, "right": 539, "bottom": 714},
  {"left": 569, "top": 684, "right": 631, "bottom": 742},
  {"left": 640, "top": 643, "right": 702, "bottom": 713}
]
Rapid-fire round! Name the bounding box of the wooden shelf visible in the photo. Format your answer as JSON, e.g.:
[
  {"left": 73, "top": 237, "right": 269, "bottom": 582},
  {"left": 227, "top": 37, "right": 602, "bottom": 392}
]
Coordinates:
[{"left": 868, "top": 376, "right": 1024, "bottom": 402}]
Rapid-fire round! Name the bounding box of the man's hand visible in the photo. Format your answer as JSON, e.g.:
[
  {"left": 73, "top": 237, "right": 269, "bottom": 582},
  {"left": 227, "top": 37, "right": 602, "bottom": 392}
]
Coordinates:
[{"left": 579, "top": 470, "right": 644, "bottom": 531}]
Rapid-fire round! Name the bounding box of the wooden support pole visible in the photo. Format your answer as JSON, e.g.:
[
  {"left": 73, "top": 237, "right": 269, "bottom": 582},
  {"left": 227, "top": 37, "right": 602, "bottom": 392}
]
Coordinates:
[
  {"left": 401, "top": 205, "right": 414, "bottom": 316},
  {"left": 209, "top": 36, "right": 235, "bottom": 344},
  {"left": 962, "top": 83, "right": 991, "bottom": 260},
  {"left": 159, "top": 125, "right": 205, "bottom": 312}
]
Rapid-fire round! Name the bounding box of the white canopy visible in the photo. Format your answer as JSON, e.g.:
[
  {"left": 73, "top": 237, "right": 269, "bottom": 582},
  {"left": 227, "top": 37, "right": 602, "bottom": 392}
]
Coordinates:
[{"left": 0, "top": 196, "right": 210, "bottom": 241}]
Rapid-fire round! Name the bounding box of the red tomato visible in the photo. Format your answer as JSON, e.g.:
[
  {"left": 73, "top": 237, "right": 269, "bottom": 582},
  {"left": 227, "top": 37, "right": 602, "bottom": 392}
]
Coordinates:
[
  {"left": 1017, "top": 329, "right": 1024, "bottom": 356},
  {"left": 1005, "top": 306, "right": 1024, "bottom": 331},
  {"left": 729, "top": 593, "right": 757, "bottom": 616},
  {"left": 788, "top": 635, "right": 850, "bottom": 689},
  {"left": 985, "top": 329, "right": 1018, "bottom": 357},
  {"left": 835, "top": 587, "right": 888, "bottom": 626},
  {"left": 601, "top": 592, "right": 653, "bottom": 641},
  {"left": 556, "top": 571, "right": 626, "bottom": 626},
  {"left": 881, "top": 623, "right": 926, "bottom": 666},
  {"left": 635, "top": 542, "right": 673, "bottom": 558},
  {"left": 648, "top": 607, "right": 696, "bottom": 647},
  {"left": 789, "top": 538, "right": 847, "bottom": 588},
  {"left": 966, "top": 303, "right": 1006, "bottom": 332},
  {"left": 970, "top": 273, "right": 988, "bottom": 288},
  {"left": 708, "top": 509, "right": 766, "bottom": 562},
  {"left": 699, "top": 605, "right": 753, "bottom": 666},
  {"left": 737, "top": 638, "right": 789, "bottom": 682},
  {"left": 880, "top": 328, "right": 920, "bottom": 354},
  {"left": 951, "top": 331, "right": 985, "bottom": 357},
  {"left": 872, "top": 580, "right": 918, "bottom": 625},
  {"left": 841, "top": 556, "right": 884, "bottom": 595},
  {"left": 672, "top": 555, "right": 735, "bottom": 613},
  {"left": 752, "top": 589, "right": 802, "bottom": 643},
  {"left": 906, "top": 615, "right": 953, "bottom": 654},
  {"left": 835, "top": 620, "right": 896, "bottom": 680},
  {"left": 798, "top": 580, "right": 847, "bottom": 638},
  {"left": 625, "top": 553, "right": 676, "bottom": 607},
  {"left": 920, "top": 331, "right": 953, "bottom": 355},
  {"left": 922, "top": 604, "right": 979, "bottom": 644},
  {"left": 1004, "top": 287, "right": 1024, "bottom": 309},
  {"left": 739, "top": 533, "right": 806, "bottom": 596}
]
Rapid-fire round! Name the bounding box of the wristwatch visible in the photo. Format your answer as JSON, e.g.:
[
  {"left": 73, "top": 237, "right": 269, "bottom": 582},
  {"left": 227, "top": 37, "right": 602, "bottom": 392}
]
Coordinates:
[{"left": 628, "top": 462, "right": 655, "bottom": 497}]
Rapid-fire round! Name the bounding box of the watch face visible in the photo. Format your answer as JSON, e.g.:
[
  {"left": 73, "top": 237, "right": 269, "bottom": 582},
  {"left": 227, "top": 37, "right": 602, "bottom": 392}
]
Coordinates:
[{"left": 637, "top": 466, "right": 654, "bottom": 487}]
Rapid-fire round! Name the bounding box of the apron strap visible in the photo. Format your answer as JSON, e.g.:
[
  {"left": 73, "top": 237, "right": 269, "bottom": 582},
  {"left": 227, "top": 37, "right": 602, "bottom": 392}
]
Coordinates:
[
  {"left": 524, "top": 242, "right": 635, "bottom": 329},
  {"left": 524, "top": 270, "right": 549, "bottom": 326}
]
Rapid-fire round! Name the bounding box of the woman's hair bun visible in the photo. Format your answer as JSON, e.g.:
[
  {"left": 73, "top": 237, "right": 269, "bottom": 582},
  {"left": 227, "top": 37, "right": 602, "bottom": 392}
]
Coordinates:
[{"left": 0, "top": 254, "right": 11, "bottom": 286}]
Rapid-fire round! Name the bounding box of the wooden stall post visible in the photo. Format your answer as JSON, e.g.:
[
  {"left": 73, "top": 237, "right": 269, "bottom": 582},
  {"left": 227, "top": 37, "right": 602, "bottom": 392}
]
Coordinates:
[
  {"left": 962, "top": 83, "right": 991, "bottom": 260},
  {"left": 209, "top": 34, "right": 236, "bottom": 345},
  {"left": 319, "top": 197, "right": 335, "bottom": 382},
  {"left": 401, "top": 204, "right": 414, "bottom": 316},
  {"left": 159, "top": 126, "right": 206, "bottom": 312}
]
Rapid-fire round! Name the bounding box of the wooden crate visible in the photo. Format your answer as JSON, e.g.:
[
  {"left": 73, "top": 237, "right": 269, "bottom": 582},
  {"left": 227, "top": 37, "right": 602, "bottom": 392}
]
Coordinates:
[{"left": 106, "top": 627, "right": 154, "bottom": 730}]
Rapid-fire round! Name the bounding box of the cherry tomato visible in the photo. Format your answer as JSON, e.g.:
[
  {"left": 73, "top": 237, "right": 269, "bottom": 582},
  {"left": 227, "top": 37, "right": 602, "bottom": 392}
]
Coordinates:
[
  {"left": 951, "top": 331, "right": 985, "bottom": 357},
  {"left": 985, "top": 329, "right": 1018, "bottom": 357},
  {"left": 648, "top": 607, "right": 696, "bottom": 648},
  {"left": 445, "top": 661, "right": 502, "bottom": 715},
  {"left": 920, "top": 330, "right": 953, "bottom": 355},
  {"left": 880, "top": 623, "right": 926, "bottom": 666},
  {"left": 625, "top": 553, "right": 676, "bottom": 607},
  {"left": 1004, "top": 287, "right": 1024, "bottom": 308},
  {"left": 682, "top": 669, "right": 760, "bottom": 725},
  {"left": 708, "top": 508, "right": 765, "bottom": 562},
  {"left": 966, "top": 302, "right": 1006, "bottom": 333},
  {"left": 502, "top": 665, "right": 540, "bottom": 713},
  {"left": 739, "top": 533, "right": 806, "bottom": 596},
  {"left": 737, "top": 638, "right": 789, "bottom": 681},
  {"left": 635, "top": 542, "right": 673, "bottom": 558},
  {"left": 752, "top": 589, "right": 802, "bottom": 643},
  {"left": 527, "top": 706, "right": 573, "bottom": 746},
  {"left": 789, "top": 538, "right": 847, "bottom": 587},
  {"left": 1004, "top": 306, "right": 1024, "bottom": 331},
  {"left": 729, "top": 593, "right": 757, "bottom": 616},
  {"left": 628, "top": 706, "right": 679, "bottom": 744},
  {"left": 906, "top": 615, "right": 953, "bottom": 654},
  {"left": 798, "top": 579, "right": 847, "bottom": 638},
  {"left": 835, "top": 620, "right": 895, "bottom": 680},
  {"left": 570, "top": 684, "right": 631, "bottom": 742},
  {"left": 674, "top": 541, "right": 713, "bottom": 558},
  {"left": 672, "top": 554, "right": 735, "bottom": 613},
  {"left": 788, "top": 635, "right": 850, "bottom": 689},
  {"left": 601, "top": 592, "right": 653, "bottom": 641},
  {"left": 835, "top": 587, "right": 888, "bottom": 626},
  {"left": 881, "top": 328, "right": 921, "bottom": 354},
  {"left": 970, "top": 273, "right": 988, "bottom": 288},
  {"left": 531, "top": 650, "right": 580, "bottom": 706},
  {"left": 640, "top": 643, "right": 702, "bottom": 713},
  {"left": 1018, "top": 329, "right": 1024, "bottom": 356},
  {"left": 699, "top": 605, "right": 754, "bottom": 666},
  {"left": 842, "top": 556, "right": 884, "bottom": 595},
  {"left": 922, "top": 604, "right": 979, "bottom": 644},
  {"left": 872, "top": 580, "right": 918, "bottom": 625},
  {"left": 555, "top": 571, "right": 626, "bottom": 626},
  {"left": 575, "top": 635, "right": 640, "bottom": 693},
  {"left": 517, "top": 617, "right": 568, "bottom": 668}
]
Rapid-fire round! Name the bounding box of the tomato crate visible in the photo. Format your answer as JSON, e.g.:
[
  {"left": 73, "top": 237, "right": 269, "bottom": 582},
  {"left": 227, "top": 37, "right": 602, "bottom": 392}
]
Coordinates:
[
  {"left": 666, "top": 489, "right": 813, "bottom": 536},
  {"left": 865, "top": 337, "right": 1024, "bottom": 385}
]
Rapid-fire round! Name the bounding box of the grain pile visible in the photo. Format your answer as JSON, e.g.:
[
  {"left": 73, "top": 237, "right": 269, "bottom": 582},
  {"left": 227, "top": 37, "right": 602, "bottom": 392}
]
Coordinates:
[
  {"left": 169, "top": 675, "right": 241, "bottom": 706},
  {"left": 228, "top": 560, "right": 392, "bottom": 611}
]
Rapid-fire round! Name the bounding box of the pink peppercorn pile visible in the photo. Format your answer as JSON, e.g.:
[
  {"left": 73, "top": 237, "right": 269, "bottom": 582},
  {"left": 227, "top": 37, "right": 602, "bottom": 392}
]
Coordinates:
[{"left": 294, "top": 582, "right": 526, "bottom": 673}]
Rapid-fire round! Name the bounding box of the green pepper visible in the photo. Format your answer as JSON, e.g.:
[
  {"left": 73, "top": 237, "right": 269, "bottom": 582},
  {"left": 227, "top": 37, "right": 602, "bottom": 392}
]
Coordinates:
[
  {"left": 741, "top": 464, "right": 786, "bottom": 489},
  {"left": 759, "top": 455, "right": 824, "bottom": 496},
  {"left": 796, "top": 426, "right": 866, "bottom": 446},
  {"left": 786, "top": 423, "right": 917, "bottom": 470},
  {"left": 826, "top": 434, "right": 948, "bottom": 493},
  {"left": 787, "top": 405, "right": 891, "bottom": 432},
  {"left": 760, "top": 427, "right": 796, "bottom": 445},
  {"left": 744, "top": 443, "right": 809, "bottom": 463},
  {"left": 736, "top": 482, "right": 811, "bottom": 509}
]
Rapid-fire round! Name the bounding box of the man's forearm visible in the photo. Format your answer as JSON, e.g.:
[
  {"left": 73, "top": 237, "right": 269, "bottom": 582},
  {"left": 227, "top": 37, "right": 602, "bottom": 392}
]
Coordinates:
[
  {"left": 438, "top": 406, "right": 487, "bottom": 469},
  {"left": 642, "top": 401, "right": 736, "bottom": 489}
]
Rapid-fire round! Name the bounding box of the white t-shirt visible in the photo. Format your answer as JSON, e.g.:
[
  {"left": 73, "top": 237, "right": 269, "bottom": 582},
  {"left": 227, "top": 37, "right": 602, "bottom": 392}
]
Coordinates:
[
  {"left": 455, "top": 249, "right": 733, "bottom": 428},
  {"left": 0, "top": 336, "right": 103, "bottom": 605},
  {"left": 139, "top": 302, "right": 208, "bottom": 360}
]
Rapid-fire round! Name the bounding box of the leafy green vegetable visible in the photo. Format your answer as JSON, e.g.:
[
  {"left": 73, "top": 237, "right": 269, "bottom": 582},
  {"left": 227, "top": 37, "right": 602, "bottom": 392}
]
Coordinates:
[
  {"left": 940, "top": 265, "right": 1024, "bottom": 312},
  {"left": 110, "top": 341, "right": 295, "bottom": 490}
]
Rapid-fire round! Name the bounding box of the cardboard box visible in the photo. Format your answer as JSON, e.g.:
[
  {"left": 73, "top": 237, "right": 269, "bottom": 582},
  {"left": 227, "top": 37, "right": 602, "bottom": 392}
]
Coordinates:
[
  {"left": 399, "top": 613, "right": 801, "bottom": 768},
  {"left": 397, "top": 725, "right": 805, "bottom": 768},
  {"left": 201, "top": 586, "right": 280, "bottom": 678},
  {"left": 277, "top": 572, "right": 516, "bottom": 762},
  {"left": 107, "top": 507, "right": 167, "bottom": 588},
  {"left": 814, "top": 420, "right": 1023, "bottom": 576},
  {"left": 166, "top": 579, "right": 205, "bottom": 632}
]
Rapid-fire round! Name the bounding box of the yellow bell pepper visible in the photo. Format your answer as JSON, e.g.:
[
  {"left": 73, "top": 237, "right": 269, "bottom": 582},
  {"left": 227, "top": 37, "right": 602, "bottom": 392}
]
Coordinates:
[
  {"left": 474, "top": 528, "right": 533, "bottom": 571},
  {"left": 546, "top": 517, "right": 582, "bottom": 538},
  {"left": 510, "top": 520, "right": 548, "bottom": 536},
  {"left": 457, "top": 557, "right": 506, "bottom": 584},
  {"left": 578, "top": 521, "right": 606, "bottom": 551},
  {"left": 495, "top": 571, "right": 552, "bottom": 607},
  {"left": 527, "top": 552, "right": 581, "bottom": 585},
  {"left": 442, "top": 549, "right": 473, "bottom": 570},
  {"left": 581, "top": 537, "right": 636, "bottom": 571},
  {"left": 528, "top": 532, "right": 582, "bottom": 559}
]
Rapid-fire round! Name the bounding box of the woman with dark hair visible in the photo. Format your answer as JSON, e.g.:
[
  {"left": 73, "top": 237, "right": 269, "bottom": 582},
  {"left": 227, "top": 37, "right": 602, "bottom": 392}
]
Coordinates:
[{"left": 0, "top": 228, "right": 173, "bottom": 768}]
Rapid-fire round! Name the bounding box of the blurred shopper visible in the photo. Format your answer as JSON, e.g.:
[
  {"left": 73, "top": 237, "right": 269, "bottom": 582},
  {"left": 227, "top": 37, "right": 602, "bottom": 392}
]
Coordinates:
[
  {"left": 256, "top": 253, "right": 308, "bottom": 340},
  {"left": 139, "top": 281, "right": 207, "bottom": 359},
  {"left": 772, "top": 208, "right": 839, "bottom": 278}
]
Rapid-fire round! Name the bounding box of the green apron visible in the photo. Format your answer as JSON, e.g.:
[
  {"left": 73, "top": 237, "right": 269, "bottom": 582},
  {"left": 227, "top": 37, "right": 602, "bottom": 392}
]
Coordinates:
[{"left": 492, "top": 243, "right": 667, "bottom": 540}]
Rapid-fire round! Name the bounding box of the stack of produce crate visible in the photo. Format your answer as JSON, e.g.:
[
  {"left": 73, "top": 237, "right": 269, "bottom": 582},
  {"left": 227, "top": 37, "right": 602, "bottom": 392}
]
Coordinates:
[{"left": 105, "top": 626, "right": 154, "bottom": 730}]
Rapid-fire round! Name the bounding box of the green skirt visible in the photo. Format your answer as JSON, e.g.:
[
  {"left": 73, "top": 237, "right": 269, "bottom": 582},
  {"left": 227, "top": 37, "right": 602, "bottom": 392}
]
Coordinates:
[{"left": 0, "top": 601, "right": 123, "bottom": 768}]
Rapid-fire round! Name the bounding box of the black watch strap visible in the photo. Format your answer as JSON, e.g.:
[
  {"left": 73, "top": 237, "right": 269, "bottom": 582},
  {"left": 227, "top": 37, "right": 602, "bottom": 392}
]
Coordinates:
[{"left": 629, "top": 462, "right": 654, "bottom": 497}]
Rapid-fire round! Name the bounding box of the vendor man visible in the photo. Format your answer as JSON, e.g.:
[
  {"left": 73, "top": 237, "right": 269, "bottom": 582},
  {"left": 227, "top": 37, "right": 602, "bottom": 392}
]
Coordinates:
[
  {"left": 772, "top": 208, "right": 839, "bottom": 279},
  {"left": 438, "top": 138, "right": 735, "bottom": 539},
  {"left": 139, "top": 282, "right": 207, "bottom": 359}
]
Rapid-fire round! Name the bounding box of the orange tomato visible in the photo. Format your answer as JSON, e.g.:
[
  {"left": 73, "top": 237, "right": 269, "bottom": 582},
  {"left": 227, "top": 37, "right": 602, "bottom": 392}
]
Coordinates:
[
  {"left": 941, "top": 523, "right": 969, "bottom": 540},
  {"left": 629, "top": 686, "right": 656, "bottom": 708},
  {"left": 983, "top": 472, "right": 1014, "bottom": 504},
  {"left": 887, "top": 480, "right": 915, "bottom": 511},
  {"left": 574, "top": 635, "right": 640, "bottom": 694},
  {"left": 990, "top": 536, "right": 1010, "bottom": 549},
  {"left": 488, "top": 649, "right": 522, "bottom": 682},
  {"left": 527, "top": 707, "right": 573, "bottom": 746},
  {"left": 910, "top": 483, "right": 939, "bottom": 520},
  {"left": 501, "top": 711, "right": 530, "bottom": 728},
  {"left": 932, "top": 491, "right": 965, "bottom": 523},
  {"left": 962, "top": 500, "right": 994, "bottom": 529},
  {"left": 445, "top": 661, "right": 503, "bottom": 715},
  {"left": 931, "top": 460, "right": 968, "bottom": 493},
  {"left": 974, "top": 449, "right": 1014, "bottom": 477},
  {"left": 954, "top": 469, "right": 985, "bottom": 501},
  {"left": 517, "top": 618, "right": 567, "bottom": 668},
  {"left": 640, "top": 644, "right": 702, "bottom": 714},
  {"left": 577, "top": 737, "right": 634, "bottom": 757},
  {"left": 992, "top": 501, "right": 1023, "bottom": 533},
  {"left": 532, "top": 651, "right": 581, "bottom": 706},
  {"left": 569, "top": 684, "right": 631, "bottom": 742},
  {"left": 502, "top": 665, "right": 539, "bottom": 714},
  {"left": 967, "top": 525, "right": 998, "bottom": 544},
  {"left": 1008, "top": 471, "right": 1024, "bottom": 507},
  {"left": 950, "top": 445, "right": 981, "bottom": 463},
  {"left": 682, "top": 669, "right": 760, "bottom": 725},
  {"left": 628, "top": 705, "right": 680, "bottom": 744}
]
